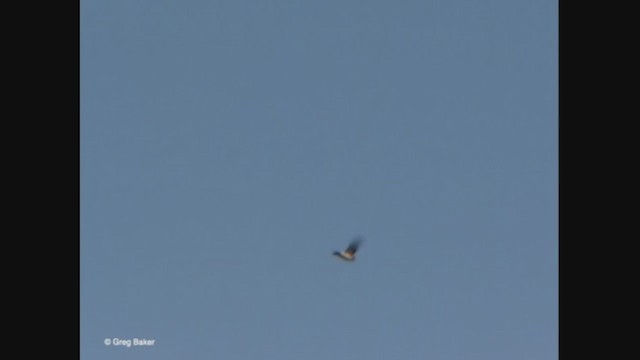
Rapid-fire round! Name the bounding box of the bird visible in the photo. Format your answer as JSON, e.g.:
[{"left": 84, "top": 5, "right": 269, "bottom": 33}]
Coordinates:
[{"left": 333, "top": 237, "right": 364, "bottom": 261}]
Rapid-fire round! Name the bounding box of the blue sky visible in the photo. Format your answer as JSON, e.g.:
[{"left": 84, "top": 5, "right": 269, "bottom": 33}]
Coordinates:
[{"left": 81, "top": 1, "right": 557, "bottom": 359}]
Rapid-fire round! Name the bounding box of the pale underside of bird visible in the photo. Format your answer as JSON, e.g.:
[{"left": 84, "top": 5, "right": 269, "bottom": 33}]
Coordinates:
[{"left": 333, "top": 237, "right": 364, "bottom": 261}]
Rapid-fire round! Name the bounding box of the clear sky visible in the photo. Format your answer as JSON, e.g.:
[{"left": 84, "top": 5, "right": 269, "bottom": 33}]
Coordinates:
[{"left": 81, "top": 1, "right": 557, "bottom": 359}]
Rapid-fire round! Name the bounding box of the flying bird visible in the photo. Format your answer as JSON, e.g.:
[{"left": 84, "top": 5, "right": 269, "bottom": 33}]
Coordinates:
[{"left": 333, "top": 237, "right": 364, "bottom": 261}]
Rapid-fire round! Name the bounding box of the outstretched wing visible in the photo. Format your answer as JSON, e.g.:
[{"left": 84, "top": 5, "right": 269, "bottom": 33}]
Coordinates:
[{"left": 344, "top": 237, "right": 364, "bottom": 255}]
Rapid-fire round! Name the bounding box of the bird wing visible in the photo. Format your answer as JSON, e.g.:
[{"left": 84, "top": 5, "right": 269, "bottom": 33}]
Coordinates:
[{"left": 344, "top": 237, "right": 364, "bottom": 255}]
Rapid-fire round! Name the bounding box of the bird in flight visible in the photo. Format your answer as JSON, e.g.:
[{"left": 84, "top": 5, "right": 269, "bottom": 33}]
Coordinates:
[{"left": 333, "top": 237, "right": 364, "bottom": 261}]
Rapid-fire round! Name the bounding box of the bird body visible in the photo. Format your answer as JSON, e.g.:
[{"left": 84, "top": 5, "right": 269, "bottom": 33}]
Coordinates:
[
  {"left": 333, "top": 251, "right": 356, "bottom": 261},
  {"left": 333, "top": 237, "right": 364, "bottom": 262}
]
